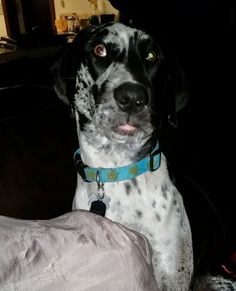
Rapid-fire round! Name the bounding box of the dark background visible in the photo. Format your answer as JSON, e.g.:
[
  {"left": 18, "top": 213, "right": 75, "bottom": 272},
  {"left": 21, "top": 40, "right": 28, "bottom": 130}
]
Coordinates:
[
  {"left": 0, "top": 0, "right": 235, "bottom": 278},
  {"left": 0, "top": 57, "right": 78, "bottom": 219}
]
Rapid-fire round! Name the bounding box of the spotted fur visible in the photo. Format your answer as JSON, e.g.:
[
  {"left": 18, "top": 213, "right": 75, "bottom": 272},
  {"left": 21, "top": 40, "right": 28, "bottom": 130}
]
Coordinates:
[{"left": 53, "top": 22, "right": 193, "bottom": 290}]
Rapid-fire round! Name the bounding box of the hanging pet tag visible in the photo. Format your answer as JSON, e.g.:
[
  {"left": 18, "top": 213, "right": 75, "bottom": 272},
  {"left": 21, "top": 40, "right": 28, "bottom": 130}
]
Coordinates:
[
  {"left": 89, "top": 193, "right": 111, "bottom": 217},
  {"left": 89, "top": 176, "right": 111, "bottom": 217},
  {"left": 90, "top": 199, "right": 106, "bottom": 216}
]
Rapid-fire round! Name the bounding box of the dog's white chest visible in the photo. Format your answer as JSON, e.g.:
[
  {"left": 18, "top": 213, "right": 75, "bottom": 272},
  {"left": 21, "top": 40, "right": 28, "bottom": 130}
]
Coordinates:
[
  {"left": 73, "top": 160, "right": 193, "bottom": 290},
  {"left": 74, "top": 169, "right": 187, "bottom": 236}
]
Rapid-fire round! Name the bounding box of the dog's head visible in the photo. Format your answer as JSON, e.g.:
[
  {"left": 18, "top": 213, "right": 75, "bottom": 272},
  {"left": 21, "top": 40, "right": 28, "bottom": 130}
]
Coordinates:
[{"left": 52, "top": 22, "right": 188, "bottom": 148}]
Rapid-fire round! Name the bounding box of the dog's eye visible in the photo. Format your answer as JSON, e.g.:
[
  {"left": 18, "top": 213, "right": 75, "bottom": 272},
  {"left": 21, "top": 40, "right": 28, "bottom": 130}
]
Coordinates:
[
  {"left": 146, "top": 50, "right": 157, "bottom": 62},
  {"left": 94, "top": 44, "right": 107, "bottom": 57}
]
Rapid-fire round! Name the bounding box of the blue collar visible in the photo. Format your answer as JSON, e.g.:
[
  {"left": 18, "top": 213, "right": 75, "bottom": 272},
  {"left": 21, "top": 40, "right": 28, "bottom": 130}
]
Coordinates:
[{"left": 74, "top": 144, "right": 161, "bottom": 183}]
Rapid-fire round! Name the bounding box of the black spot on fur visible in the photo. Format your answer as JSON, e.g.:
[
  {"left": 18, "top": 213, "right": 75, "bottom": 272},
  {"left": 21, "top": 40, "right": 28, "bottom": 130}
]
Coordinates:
[
  {"left": 178, "top": 267, "right": 185, "bottom": 273},
  {"left": 102, "top": 144, "right": 111, "bottom": 153},
  {"left": 131, "top": 179, "right": 142, "bottom": 195},
  {"left": 161, "top": 183, "right": 168, "bottom": 200},
  {"left": 125, "top": 183, "right": 132, "bottom": 196},
  {"left": 151, "top": 200, "right": 156, "bottom": 208},
  {"left": 78, "top": 112, "right": 90, "bottom": 131},
  {"left": 137, "top": 187, "right": 142, "bottom": 195},
  {"left": 136, "top": 210, "right": 143, "bottom": 218},
  {"left": 173, "top": 199, "right": 177, "bottom": 206},
  {"left": 173, "top": 189, "right": 178, "bottom": 197},
  {"left": 162, "top": 183, "right": 168, "bottom": 192},
  {"left": 95, "top": 80, "right": 108, "bottom": 104},
  {"left": 77, "top": 78, "right": 88, "bottom": 90},
  {"left": 155, "top": 213, "right": 161, "bottom": 221},
  {"left": 131, "top": 178, "right": 138, "bottom": 188}
]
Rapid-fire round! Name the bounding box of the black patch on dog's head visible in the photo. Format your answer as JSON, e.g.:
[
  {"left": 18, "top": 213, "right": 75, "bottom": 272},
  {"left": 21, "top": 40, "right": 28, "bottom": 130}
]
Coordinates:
[{"left": 51, "top": 25, "right": 98, "bottom": 104}]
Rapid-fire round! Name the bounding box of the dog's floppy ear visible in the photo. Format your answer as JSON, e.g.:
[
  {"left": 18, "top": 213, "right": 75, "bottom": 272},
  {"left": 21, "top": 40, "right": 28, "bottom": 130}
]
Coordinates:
[
  {"left": 154, "top": 38, "right": 189, "bottom": 128},
  {"left": 51, "top": 48, "right": 76, "bottom": 106},
  {"left": 167, "top": 67, "right": 189, "bottom": 127},
  {"left": 51, "top": 26, "right": 96, "bottom": 106}
]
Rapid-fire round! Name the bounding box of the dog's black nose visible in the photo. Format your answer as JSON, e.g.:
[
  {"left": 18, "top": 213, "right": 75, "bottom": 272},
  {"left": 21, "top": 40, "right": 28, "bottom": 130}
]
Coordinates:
[{"left": 114, "top": 83, "right": 148, "bottom": 112}]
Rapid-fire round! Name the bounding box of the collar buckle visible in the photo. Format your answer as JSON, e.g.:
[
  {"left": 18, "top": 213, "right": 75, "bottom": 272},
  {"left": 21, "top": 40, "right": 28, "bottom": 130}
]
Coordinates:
[
  {"left": 74, "top": 150, "right": 89, "bottom": 182},
  {"left": 149, "top": 148, "right": 161, "bottom": 172}
]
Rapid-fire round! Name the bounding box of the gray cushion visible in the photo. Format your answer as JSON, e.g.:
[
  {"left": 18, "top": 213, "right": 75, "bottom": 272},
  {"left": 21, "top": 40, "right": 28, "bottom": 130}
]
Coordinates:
[{"left": 0, "top": 210, "right": 157, "bottom": 291}]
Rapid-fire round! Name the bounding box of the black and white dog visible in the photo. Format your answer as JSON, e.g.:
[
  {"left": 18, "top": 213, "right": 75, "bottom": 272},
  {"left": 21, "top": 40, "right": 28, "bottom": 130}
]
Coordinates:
[{"left": 53, "top": 22, "right": 193, "bottom": 290}]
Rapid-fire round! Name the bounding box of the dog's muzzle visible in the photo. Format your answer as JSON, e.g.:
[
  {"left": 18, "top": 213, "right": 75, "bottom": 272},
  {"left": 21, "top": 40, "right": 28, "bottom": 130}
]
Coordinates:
[{"left": 114, "top": 82, "right": 149, "bottom": 113}]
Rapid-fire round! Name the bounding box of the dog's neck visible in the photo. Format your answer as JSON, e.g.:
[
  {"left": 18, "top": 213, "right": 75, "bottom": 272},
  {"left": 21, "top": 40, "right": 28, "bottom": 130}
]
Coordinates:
[
  {"left": 78, "top": 132, "right": 153, "bottom": 169},
  {"left": 75, "top": 113, "right": 156, "bottom": 169}
]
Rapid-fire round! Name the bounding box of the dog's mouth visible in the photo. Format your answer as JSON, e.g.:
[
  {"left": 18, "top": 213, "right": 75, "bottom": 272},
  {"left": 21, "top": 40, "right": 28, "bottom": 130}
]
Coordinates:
[{"left": 115, "top": 123, "right": 138, "bottom": 135}]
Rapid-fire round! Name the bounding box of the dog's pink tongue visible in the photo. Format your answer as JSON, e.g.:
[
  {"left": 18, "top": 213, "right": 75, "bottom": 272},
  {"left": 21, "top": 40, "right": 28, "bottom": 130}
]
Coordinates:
[{"left": 118, "top": 124, "right": 137, "bottom": 132}]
